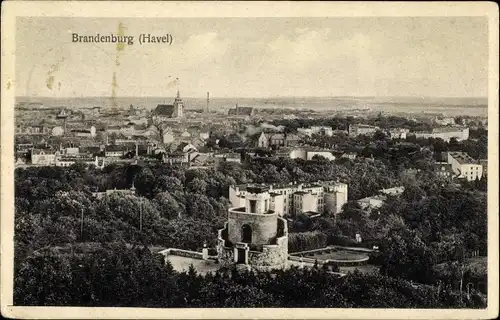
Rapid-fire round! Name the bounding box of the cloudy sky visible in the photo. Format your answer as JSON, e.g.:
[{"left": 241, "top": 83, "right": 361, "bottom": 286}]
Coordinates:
[{"left": 16, "top": 17, "right": 488, "bottom": 98}]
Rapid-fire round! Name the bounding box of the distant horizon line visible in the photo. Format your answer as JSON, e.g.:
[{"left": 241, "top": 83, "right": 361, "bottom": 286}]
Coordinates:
[{"left": 16, "top": 95, "right": 488, "bottom": 100}]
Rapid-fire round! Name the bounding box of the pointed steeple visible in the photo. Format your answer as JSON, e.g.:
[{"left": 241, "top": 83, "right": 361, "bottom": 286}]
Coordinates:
[{"left": 176, "top": 89, "right": 180, "bottom": 99}]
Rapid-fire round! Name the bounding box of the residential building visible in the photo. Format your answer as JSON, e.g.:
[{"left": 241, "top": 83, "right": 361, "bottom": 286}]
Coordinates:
[
  {"left": 257, "top": 132, "right": 269, "bottom": 148},
  {"left": 71, "top": 126, "right": 96, "bottom": 138},
  {"left": 227, "top": 104, "right": 253, "bottom": 116},
  {"left": 229, "top": 181, "right": 348, "bottom": 217},
  {"left": 55, "top": 155, "right": 96, "bottom": 167},
  {"left": 177, "top": 142, "right": 197, "bottom": 153},
  {"left": 357, "top": 195, "right": 386, "bottom": 211},
  {"left": 163, "top": 132, "right": 175, "bottom": 144},
  {"left": 16, "top": 143, "right": 34, "bottom": 154},
  {"left": 293, "top": 191, "right": 318, "bottom": 215},
  {"left": 412, "top": 127, "right": 469, "bottom": 142},
  {"left": 105, "top": 145, "right": 127, "bottom": 158},
  {"left": 31, "top": 148, "right": 59, "bottom": 166},
  {"left": 310, "top": 126, "right": 333, "bottom": 136},
  {"left": 341, "top": 152, "right": 357, "bottom": 160},
  {"left": 284, "top": 134, "right": 301, "bottom": 147},
  {"left": 434, "top": 162, "right": 455, "bottom": 179},
  {"left": 214, "top": 152, "right": 241, "bottom": 164},
  {"left": 348, "top": 124, "right": 379, "bottom": 137},
  {"left": 447, "top": 151, "right": 483, "bottom": 181},
  {"left": 199, "top": 132, "right": 210, "bottom": 140},
  {"left": 257, "top": 133, "right": 302, "bottom": 149},
  {"left": 379, "top": 186, "right": 405, "bottom": 196},
  {"left": 19, "top": 125, "right": 51, "bottom": 135},
  {"left": 479, "top": 159, "right": 487, "bottom": 176},
  {"left": 163, "top": 152, "right": 187, "bottom": 165},
  {"left": 289, "top": 149, "right": 335, "bottom": 161},
  {"left": 435, "top": 117, "right": 456, "bottom": 126},
  {"left": 387, "top": 128, "right": 409, "bottom": 139},
  {"left": 269, "top": 133, "right": 286, "bottom": 148},
  {"left": 357, "top": 186, "right": 405, "bottom": 212},
  {"left": 92, "top": 185, "right": 136, "bottom": 199},
  {"left": 297, "top": 128, "right": 313, "bottom": 137}
]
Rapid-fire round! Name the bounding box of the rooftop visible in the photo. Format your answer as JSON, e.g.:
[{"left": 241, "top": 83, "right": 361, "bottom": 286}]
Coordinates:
[
  {"left": 246, "top": 184, "right": 270, "bottom": 194},
  {"left": 235, "top": 180, "right": 345, "bottom": 192},
  {"left": 154, "top": 104, "right": 175, "bottom": 117},
  {"left": 228, "top": 106, "right": 253, "bottom": 116},
  {"left": 434, "top": 162, "right": 453, "bottom": 170},
  {"left": 432, "top": 127, "right": 466, "bottom": 133},
  {"left": 449, "top": 151, "right": 478, "bottom": 164}
]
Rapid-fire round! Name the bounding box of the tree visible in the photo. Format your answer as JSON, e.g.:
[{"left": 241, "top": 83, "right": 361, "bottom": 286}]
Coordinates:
[
  {"left": 380, "top": 230, "right": 436, "bottom": 284},
  {"left": 186, "top": 177, "right": 208, "bottom": 194},
  {"left": 154, "top": 191, "right": 184, "bottom": 219}
]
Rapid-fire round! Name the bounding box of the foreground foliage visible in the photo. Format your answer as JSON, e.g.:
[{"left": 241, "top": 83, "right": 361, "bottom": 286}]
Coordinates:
[{"left": 14, "top": 245, "right": 486, "bottom": 308}]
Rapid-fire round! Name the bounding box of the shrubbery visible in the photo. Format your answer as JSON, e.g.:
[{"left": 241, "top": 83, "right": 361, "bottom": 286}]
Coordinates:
[{"left": 288, "top": 231, "right": 327, "bottom": 252}]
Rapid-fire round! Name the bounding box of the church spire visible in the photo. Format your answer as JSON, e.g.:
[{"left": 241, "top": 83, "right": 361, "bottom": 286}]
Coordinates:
[{"left": 176, "top": 89, "right": 180, "bottom": 99}]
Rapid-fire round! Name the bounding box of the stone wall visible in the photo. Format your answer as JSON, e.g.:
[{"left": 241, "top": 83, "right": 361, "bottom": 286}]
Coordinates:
[
  {"left": 249, "top": 233, "right": 288, "bottom": 271},
  {"left": 158, "top": 248, "right": 203, "bottom": 260},
  {"left": 288, "top": 246, "right": 371, "bottom": 266},
  {"left": 228, "top": 209, "right": 278, "bottom": 246},
  {"left": 217, "top": 245, "right": 234, "bottom": 268}
]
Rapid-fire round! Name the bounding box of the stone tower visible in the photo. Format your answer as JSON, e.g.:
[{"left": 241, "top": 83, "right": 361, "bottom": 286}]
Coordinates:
[
  {"left": 217, "top": 185, "right": 288, "bottom": 271},
  {"left": 56, "top": 108, "right": 68, "bottom": 135},
  {"left": 172, "top": 90, "right": 184, "bottom": 118}
]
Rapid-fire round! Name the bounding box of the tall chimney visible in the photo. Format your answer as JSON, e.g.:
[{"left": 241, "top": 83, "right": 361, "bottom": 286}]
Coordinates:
[{"left": 206, "top": 92, "right": 210, "bottom": 113}]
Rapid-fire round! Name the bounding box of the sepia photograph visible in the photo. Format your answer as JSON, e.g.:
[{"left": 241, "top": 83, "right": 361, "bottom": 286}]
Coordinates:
[{"left": 1, "top": 1, "right": 498, "bottom": 319}]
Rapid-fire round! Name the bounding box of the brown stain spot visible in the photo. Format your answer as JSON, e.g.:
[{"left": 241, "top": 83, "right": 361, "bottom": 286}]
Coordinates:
[
  {"left": 46, "top": 56, "right": 66, "bottom": 91},
  {"left": 46, "top": 76, "right": 55, "bottom": 90},
  {"left": 111, "top": 22, "right": 127, "bottom": 108},
  {"left": 111, "top": 72, "right": 118, "bottom": 108},
  {"left": 116, "top": 22, "right": 126, "bottom": 52},
  {"left": 6, "top": 80, "right": 12, "bottom": 90}
]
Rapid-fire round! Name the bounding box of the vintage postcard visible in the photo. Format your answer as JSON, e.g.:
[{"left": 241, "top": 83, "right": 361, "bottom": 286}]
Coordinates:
[{"left": 1, "top": 1, "right": 498, "bottom": 319}]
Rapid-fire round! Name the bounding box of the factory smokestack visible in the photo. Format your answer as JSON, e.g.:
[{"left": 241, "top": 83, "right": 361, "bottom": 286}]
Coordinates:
[{"left": 206, "top": 92, "right": 210, "bottom": 113}]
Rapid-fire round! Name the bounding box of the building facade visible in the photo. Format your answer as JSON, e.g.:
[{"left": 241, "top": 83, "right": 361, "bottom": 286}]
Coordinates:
[
  {"left": 217, "top": 185, "right": 288, "bottom": 271},
  {"left": 412, "top": 127, "right": 469, "bottom": 142},
  {"left": 447, "top": 151, "right": 483, "bottom": 181},
  {"left": 31, "top": 148, "right": 59, "bottom": 165},
  {"left": 289, "top": 149, "right": 336, "bottom": 161},
  {"left": 348, "top": 124, "right": 379, "bottom": 137},
  {"left": 229, "top": 181, "right": 348, "bottom": 217}
]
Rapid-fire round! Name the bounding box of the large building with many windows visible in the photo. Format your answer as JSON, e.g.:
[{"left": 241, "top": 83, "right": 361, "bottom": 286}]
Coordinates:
[
  {"left": 447, "top": 151, "right": 483, "bottom": 181},
  {"left": 412, "top": 127, "right": 469, "bottom": 142},
  {"left": 229, "top": 181, "right": 348, "bottom": 217},
  {"left": 348, "top": 124, "right": 379, "bottom": 137}
]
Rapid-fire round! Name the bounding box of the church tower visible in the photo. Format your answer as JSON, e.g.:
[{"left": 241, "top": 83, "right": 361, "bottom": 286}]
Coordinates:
[{"left": 172, "top": 90, "right": 184, "bottom": 118}]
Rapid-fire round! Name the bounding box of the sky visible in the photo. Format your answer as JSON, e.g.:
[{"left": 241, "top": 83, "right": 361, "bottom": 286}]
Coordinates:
[{"left": 16, "top": 17, "right": 488, "bottom": 98}]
